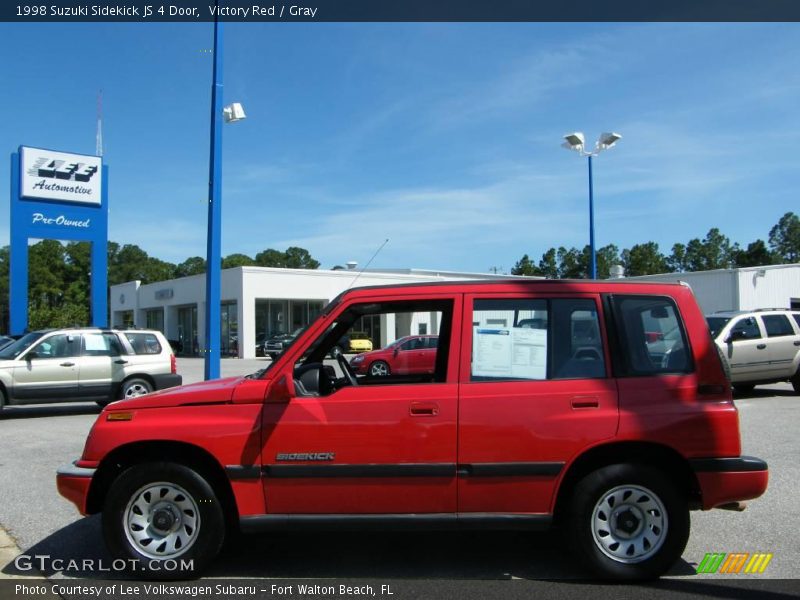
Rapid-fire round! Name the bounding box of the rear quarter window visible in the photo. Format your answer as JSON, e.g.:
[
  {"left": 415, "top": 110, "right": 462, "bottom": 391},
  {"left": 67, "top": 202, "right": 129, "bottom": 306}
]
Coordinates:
[
  {"left": 611, "top": 295, "right": 692, "bottom": 376},
  {"left": 125, "top": 333, "right": 163, "bottom": 355}
]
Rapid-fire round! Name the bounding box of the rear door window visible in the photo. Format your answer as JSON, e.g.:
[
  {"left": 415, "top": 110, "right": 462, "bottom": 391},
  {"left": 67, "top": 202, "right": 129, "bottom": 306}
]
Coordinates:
[
  {"left": 471, "top": 297, "right": 605, "bottom": 381},
  {"left": 762, "top": 314, "right": 794, "bottom": 338},
  {"left": 125, "top": 333, "right": 163, "bottom": 355}
]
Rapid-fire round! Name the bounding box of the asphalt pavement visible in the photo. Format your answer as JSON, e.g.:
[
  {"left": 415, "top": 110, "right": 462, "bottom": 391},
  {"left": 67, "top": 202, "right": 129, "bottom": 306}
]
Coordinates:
[{"left": 0, "top": 360, "right": 797, "bottom": 589}]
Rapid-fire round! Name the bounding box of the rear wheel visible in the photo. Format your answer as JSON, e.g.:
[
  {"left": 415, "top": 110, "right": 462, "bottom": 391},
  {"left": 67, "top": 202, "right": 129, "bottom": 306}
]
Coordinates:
[
  {"left": 0, "top": 387, "right": 6, "bottom": 414},
  {"left": 566, "top": 463, "right": 689, "bottom": 580},
  {"left": 792, "top": 369, "right": 800, "bottom": 394},
  {"left": 102, "top": 462, "right": 225, "bottom": 579},
  {"left": 120, "top": 378, "right": 153, "bottom": 400}
]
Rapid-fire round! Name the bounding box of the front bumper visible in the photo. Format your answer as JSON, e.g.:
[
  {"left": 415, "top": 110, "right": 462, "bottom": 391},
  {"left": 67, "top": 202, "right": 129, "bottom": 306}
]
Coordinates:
[
  {"left": 690, "top": 456, "right": 768, "bottom": 510},
  {"left": 56, "top": 461, "right": 96, "bottom": 515}
]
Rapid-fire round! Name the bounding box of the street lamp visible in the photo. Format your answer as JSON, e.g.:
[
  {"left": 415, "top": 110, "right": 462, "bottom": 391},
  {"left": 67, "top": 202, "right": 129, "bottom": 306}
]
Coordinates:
[
  {"left": 562, "top": 131, "right": 622, "bottom": 279},
  {"left": 205, "top": 1, "right": 246, "bottom": 381}
]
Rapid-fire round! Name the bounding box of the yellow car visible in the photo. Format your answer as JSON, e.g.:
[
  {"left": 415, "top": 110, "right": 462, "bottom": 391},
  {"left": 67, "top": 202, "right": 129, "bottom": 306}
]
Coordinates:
[{"left": 348, "top": 331, "right": 373, "bottom": 353}]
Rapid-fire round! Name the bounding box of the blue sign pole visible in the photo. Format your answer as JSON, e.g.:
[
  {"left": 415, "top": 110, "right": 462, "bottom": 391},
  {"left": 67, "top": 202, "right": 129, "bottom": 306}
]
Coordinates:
[
  {"left": 9, "top": 154, "right": 28, "bottom": 335},
  {"left": 204, "top": 6, "right": 223, "bottom": 381}
]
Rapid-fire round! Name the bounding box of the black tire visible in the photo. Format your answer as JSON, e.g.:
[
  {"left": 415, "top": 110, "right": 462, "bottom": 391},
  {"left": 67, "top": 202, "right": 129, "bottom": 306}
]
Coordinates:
[
  {"left": 0, "top": 386, "right": 6, "bottom": 415},
  {"left": 102, "top": 462, "right": 225, "bottom": 579},
  {"left": 733, "top": 384, "right": 756, "bottom": 394},
  {"left": 792, "top": 370, "right": 800, "bottom": 395},
  {"left": 267, "top": 353, "right": 278, "bottom": 361},
  {"left": 369, "top": 360, "right": 391, "bottom": 377},
  {"left": 566, "top": 463, "right": 690, "bottom": 581},
  {"left": 120, "top": 378, "right": 153, "bottom": 400}
]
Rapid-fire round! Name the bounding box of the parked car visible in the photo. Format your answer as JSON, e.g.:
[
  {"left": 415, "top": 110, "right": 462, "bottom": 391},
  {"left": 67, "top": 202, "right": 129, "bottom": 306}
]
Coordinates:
[
  {"left": 347, "top": 331, "right": 373, "bottom": 353},
  {"left": 263, "top": 328, "right": 303, "bottom": 360},
  {"left": 0, "top": 327, "right": 181, "bottom": 410},
  {"left": 350, "top": 335, "right": 438, "bottom": 377},
  {"left": 706, "top": 308, "right": 800, "bottom": 393},
  {"left": 57, "top": 280, "right": 767, "bottom": 580}
]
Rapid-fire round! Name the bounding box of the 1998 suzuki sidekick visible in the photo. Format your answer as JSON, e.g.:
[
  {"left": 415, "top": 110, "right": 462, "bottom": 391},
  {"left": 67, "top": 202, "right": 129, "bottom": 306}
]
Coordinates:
[{"left": 57, "top": 280, "right": 768, "bottom": 580}]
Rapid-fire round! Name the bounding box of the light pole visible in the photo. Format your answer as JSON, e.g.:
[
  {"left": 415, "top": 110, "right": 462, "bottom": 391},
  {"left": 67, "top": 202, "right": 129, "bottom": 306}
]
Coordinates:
[
  {"left": 204, "top": 2, "right": 246, "bottom": 380},
  {"left": 562, "top": 131, "right": 622, "bottom": 279}
]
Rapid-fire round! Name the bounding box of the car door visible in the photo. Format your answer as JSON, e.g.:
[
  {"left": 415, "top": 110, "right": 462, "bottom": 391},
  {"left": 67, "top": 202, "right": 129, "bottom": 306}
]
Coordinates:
[
  {"left": 259, "top": 294, "right": 461, "bottom": 515},
  {"left": 759, "top": 314, "right": 800, "bottom": 378},
  {"left": 458, "top": 293, "right": 618, "bottom": 516},
  {"left": 720, "top": 316, "right": 769, "bottom": 382},
  {"left": 11, "top": 333, "right": 81, "bottom": 401},
  {"left": 78, "top": 332, "right": 128, "bottom": 399}
]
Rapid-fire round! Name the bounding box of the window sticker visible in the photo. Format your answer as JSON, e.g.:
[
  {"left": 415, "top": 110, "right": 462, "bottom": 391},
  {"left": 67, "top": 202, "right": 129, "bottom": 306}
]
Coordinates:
[
  {"left": 83, "top": 334, "right": 107, "bottom": 351},
  {"left": 472, "top": 326, "right": 547, "bottom": 380}
]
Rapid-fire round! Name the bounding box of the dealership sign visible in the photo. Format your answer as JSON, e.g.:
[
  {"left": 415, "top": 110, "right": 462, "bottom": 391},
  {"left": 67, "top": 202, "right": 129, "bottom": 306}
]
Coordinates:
[
  {"left": 20, "top": 146, "right": 102, "bottom": 205},
  {"left": 9, "top": 146, "right": 109, "bottom": 334}
]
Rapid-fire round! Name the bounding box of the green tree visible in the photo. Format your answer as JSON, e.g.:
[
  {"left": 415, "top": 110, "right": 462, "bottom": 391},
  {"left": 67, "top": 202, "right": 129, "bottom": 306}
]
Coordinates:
[
  {"left": 768, "top": 212, "right": 800, "bottom": 263},
  {"left": 222, "top": 253, "right": 255, "bottom": 269},
  {"left": 667, "top": 243, "right": 688, "bottom": 273},
  {"left": 511, "top": 254, "right": 539, "bottom": 276},
  {"left": 537, "top": 248, "right": 558, "bottom": 278},
  {"left": 595, "top": 244, "right": 621, "bottom": 279},
  {"left": 622, "top": 242, "right": 670, "bottom": 276},
  {"left": 255, "top": 247, "right": 320, "bottom": 269},
  {"left": 175, "top": 256, "right": 207, "bottom": 277},
  {"left": 557, "top": 246, "right": 586, "bottom": 279},
  {"left": 733, "top": 240, "right": 775, "bottom": 268},
  {"left": 683, "top": 229, "right": 737, "bottom": 271}
]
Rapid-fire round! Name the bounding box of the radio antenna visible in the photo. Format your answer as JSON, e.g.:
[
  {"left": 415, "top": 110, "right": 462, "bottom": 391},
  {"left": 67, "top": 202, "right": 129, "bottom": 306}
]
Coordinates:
[{"left": 347, "top": 238, "right": 389, "bottom": 290}]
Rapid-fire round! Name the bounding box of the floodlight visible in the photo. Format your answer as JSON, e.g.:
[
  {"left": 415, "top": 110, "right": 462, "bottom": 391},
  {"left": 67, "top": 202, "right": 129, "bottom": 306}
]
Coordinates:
[
  {"left": 597, "top": 132, "right": 622, "bottom": 150},
  {"left": 223, "top": 103, "right": 247, "bottom": 123},
  {"left": 563, "top": 132, "right": 585, "bottom": 150}
]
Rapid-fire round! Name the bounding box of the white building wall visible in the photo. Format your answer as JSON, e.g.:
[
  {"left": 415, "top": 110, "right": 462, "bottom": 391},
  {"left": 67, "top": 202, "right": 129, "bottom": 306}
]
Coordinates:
[
  {"left": 736, "top": 264, "right": 800, "bottom": 311},
  {"left": 627, "top": 263, "right": 800, "bottom": 314}
]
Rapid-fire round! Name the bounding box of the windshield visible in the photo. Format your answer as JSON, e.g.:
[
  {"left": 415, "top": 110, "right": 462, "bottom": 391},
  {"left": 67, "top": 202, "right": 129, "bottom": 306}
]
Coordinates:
[
  {"left": 0, "top": 332, "right": 46, "bottom": 360},
  {"left": 706, "top": 317, "right": 731, "bottom": 339},
  {"left": 253, "top": 322, "right": 317, "bottom": 377}
]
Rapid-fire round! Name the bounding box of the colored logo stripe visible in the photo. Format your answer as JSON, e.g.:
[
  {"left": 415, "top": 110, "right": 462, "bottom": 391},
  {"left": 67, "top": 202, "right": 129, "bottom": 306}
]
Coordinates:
[{"left": 697, "top": 552, "right": 773, "bottom": 574}]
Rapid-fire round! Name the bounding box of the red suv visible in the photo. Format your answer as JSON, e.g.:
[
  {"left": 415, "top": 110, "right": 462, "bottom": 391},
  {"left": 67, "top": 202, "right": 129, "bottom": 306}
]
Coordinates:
[{"left": 56, "top": 280, "right": 768, "bottom": 580}]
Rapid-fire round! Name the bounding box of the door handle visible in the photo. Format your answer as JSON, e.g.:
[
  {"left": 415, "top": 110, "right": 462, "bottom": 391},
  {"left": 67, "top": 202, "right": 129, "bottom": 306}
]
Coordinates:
[
  {"left": 794, "top": 341, "right": 800, "bottom": 347},
  {"left": 757, "top": 344, "right": 766, "bottom": 350},
  {"left": 571, "top": 396, "right": 599, "bottom": 409},
  {"left": 114, "top": 359, "right": 128, "bottom": 364},
  {"left": 59, "top": 362, "right": 75, "bottom": 367},
  {"left": 410, "top": 402, "right": 439, "bottom": 416}
]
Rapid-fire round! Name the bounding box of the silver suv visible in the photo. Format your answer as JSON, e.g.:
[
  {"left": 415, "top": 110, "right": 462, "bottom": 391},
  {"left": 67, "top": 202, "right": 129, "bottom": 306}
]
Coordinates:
[
  {"left": 0, "top": 328, "right": 181, "bottom": 410},
  {"left": 706, "top": 309, "right": 800, "bottom": 393}
]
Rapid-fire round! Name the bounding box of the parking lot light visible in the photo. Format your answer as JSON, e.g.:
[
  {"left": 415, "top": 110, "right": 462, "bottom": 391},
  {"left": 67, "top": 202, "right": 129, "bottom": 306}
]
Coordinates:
[{"left": 561, "top": 131, "right": 622, "bottom": 279}]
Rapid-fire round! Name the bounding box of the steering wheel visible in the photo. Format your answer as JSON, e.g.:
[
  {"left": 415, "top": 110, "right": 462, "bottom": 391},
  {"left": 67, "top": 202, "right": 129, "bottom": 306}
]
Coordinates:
[{"left": 336, "top": 352, "right": 358, "bottom": 386}]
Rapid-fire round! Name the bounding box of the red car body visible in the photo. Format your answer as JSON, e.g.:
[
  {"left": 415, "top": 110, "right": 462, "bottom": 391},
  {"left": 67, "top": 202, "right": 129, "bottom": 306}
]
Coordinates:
[
  {"left": 350, "top": 335, "right": 438, "bottom": 376},
  {"left": 57, "top": 279, "right": 768, "bottom": 580}
]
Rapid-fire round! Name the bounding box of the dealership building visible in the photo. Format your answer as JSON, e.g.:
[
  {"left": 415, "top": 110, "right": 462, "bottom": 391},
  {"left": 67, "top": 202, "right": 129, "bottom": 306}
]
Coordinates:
[
  {"left": 110, "top": 262, "right": 800, "bottom": 359},
  {"left": 110, "top": 266, "right": 511, "bottom": 358}
]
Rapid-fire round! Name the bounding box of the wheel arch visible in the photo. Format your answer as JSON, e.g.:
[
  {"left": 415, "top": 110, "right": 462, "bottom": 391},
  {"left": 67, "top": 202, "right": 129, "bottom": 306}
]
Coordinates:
[
  {"left": 115, "top": 374, "right": 156, "bottom": 399},
  {"left": 86, "top": 440, "right": 239, "bottom": 528},
  {"left": 553, "top": 441, "right": 702, "bottom": 521}
]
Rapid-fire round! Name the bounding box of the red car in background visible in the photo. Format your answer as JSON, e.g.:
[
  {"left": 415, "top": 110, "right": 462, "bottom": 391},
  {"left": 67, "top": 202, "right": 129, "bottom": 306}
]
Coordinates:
[{"left": 350, "top": 335, "right": 438, "bottom": 377}]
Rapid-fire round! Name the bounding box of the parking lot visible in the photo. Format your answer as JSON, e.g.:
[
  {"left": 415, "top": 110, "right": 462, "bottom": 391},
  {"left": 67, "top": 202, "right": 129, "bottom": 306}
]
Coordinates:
[{"left": 0, "top": 358, "right": 797, "bottom": 583}]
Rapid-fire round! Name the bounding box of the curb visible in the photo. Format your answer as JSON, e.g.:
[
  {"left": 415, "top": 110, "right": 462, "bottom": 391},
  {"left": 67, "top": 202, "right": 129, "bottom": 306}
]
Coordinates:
[{"left": 0, "top": 526, "right": 47, "bottom": 581}]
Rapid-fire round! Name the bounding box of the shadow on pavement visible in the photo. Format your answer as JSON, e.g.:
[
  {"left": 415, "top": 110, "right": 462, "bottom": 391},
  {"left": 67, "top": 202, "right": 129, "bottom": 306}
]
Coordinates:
[
  {"left": 0, "top": 403, "right": 102, "bottom": 420},
  {"left": 2, "top": 515, "right": 696, "bottom": 581}
]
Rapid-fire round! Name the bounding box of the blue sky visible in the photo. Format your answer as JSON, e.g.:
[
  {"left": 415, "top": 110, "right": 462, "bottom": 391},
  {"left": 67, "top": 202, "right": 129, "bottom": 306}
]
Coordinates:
[{"left": 1, "top": 22, "right": 798, "bottom": 272}]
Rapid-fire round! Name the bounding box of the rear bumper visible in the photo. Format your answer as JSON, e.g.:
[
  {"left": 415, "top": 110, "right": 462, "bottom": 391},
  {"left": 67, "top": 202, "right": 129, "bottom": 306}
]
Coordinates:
[
  {"left": 56, "top": 461, "right": 95, "bottom": 515},
  {"left": 152, "top": 373, "right": 182, "bottom": 391},
  {"left": 690, "top": 456, "right": 768, "bottom": 510}
]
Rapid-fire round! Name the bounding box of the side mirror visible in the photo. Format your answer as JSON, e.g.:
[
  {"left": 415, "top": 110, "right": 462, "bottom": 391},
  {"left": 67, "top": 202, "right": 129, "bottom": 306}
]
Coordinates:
[
  {"left": 25, "top": 351, "right": 38, "bottom": 361},
  {"left": 393, "top": 347, "right": 400, "bottom": 357},
  {"left": 265, "top": 375, "right": 293, "bottom": 403}
]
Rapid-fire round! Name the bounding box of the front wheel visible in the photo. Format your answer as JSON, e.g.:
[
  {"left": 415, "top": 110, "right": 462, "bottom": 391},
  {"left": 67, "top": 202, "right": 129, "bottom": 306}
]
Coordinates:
[
  {"left": 791, "top": 369, "right": 800, "bottom": 394},
  {"left": 369, "top": 361, "right": 390, "bottom": 377},
  {"left": 566, "top": 464, "right": 689, "bottom": 580},
  {"left": 102, "top": 462, "right": 225, "bottom": 579}
]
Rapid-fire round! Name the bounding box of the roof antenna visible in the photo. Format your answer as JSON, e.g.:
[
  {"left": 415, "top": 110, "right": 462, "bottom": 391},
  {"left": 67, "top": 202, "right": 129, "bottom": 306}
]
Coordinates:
[{"left": 347, "top": 238, "right": 389, "bottom": 290}]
